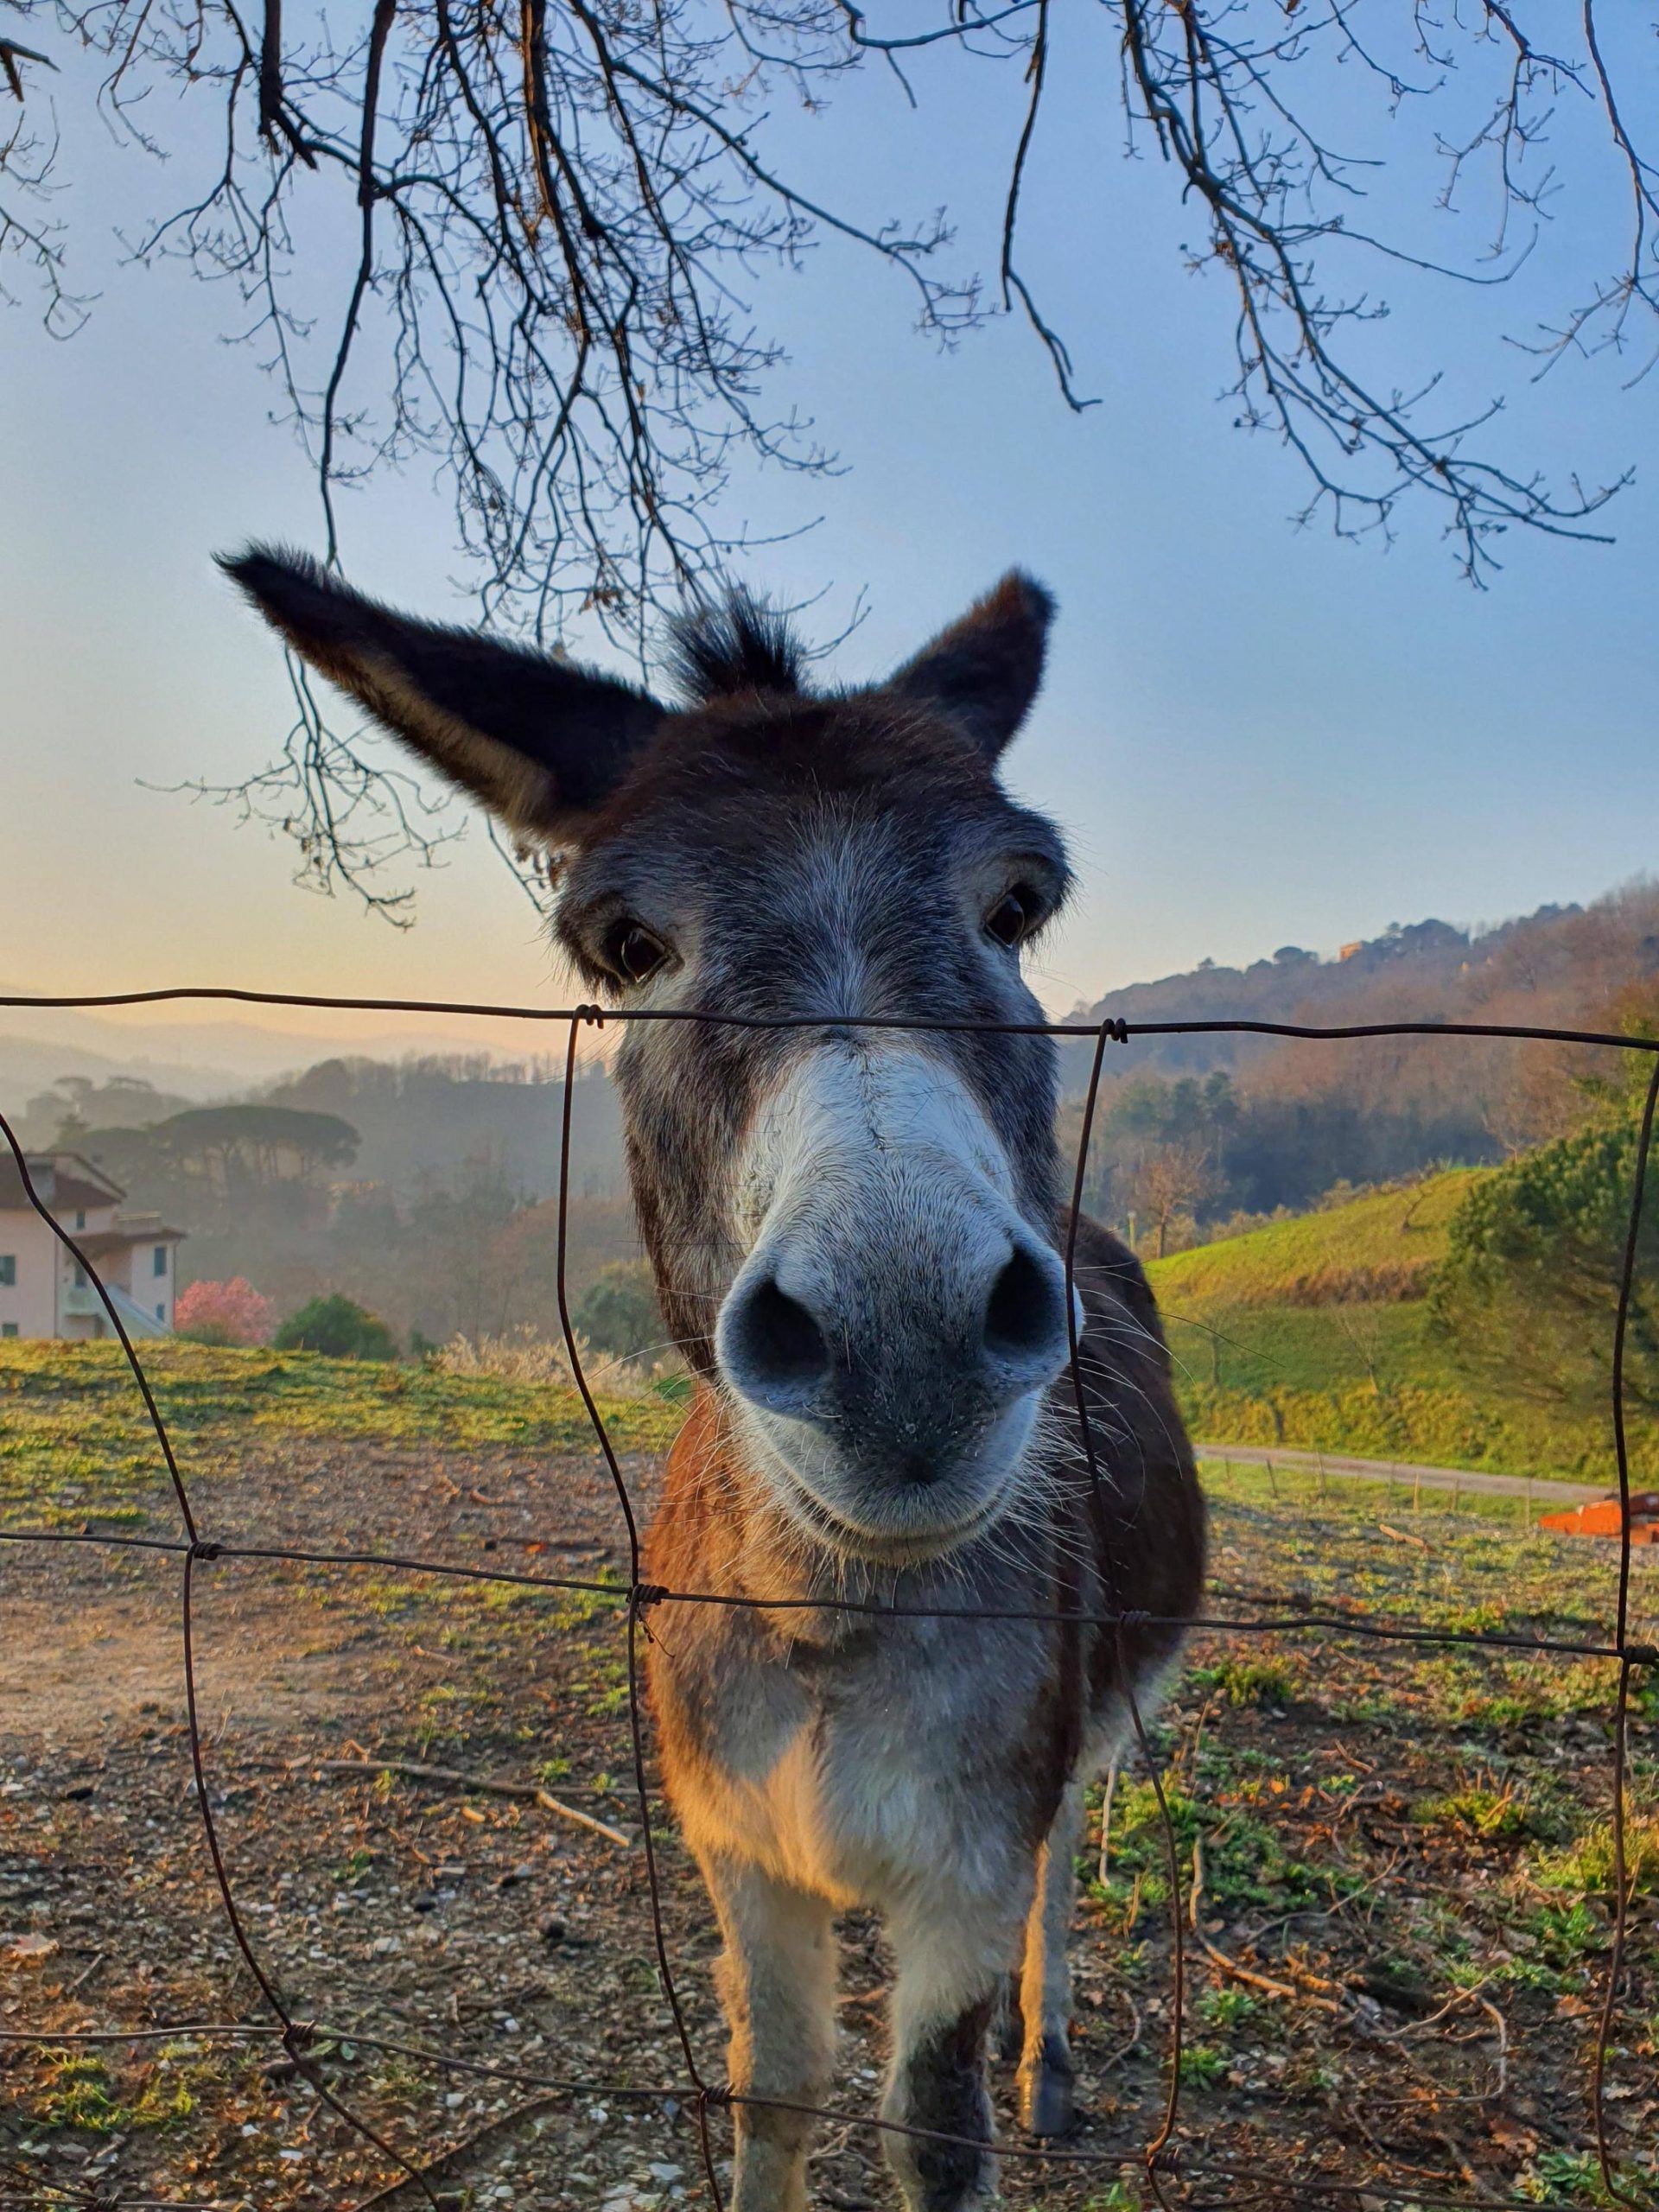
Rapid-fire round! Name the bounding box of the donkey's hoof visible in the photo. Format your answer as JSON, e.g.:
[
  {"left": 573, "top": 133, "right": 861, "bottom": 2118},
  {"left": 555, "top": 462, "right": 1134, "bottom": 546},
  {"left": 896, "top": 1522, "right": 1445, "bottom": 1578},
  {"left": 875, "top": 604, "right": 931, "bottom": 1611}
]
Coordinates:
[{"left": 1019, "top": 2041, "right": 1077, "bottom": 2138}]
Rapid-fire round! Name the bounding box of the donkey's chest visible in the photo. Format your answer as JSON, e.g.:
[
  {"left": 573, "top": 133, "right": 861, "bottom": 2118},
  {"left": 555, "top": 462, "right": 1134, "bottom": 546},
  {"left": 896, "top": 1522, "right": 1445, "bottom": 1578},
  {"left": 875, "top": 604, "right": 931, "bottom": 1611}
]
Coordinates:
[{"left": 673, "top": 1621, "right": 1048, "bottom": 1908}]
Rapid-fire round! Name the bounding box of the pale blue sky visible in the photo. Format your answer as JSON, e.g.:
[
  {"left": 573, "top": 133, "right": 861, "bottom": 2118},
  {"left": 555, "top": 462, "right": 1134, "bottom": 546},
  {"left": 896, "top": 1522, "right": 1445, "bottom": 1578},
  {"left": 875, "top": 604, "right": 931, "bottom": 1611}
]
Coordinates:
[{"left": 3, "top": 12, "right": 1655, "bottom": 1057}]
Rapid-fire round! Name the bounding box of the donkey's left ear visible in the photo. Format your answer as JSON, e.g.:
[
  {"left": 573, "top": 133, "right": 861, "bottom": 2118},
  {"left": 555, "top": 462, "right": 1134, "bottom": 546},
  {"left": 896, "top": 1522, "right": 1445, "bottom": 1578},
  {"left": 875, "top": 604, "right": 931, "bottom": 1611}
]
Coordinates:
[
  {"left": 884, "top": 571, "right": 1054, "bottom": 760},
  {"left": 219, "top": 543, "right": 667, "bottom": 841}
]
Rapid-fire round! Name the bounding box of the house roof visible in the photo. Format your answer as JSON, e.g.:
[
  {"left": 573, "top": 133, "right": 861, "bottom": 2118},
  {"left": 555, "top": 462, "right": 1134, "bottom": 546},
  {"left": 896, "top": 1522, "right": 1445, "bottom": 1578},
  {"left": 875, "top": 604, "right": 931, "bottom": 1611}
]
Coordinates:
[
  {"left": 0, "top": 1150, "right": 128, "bottom": 1216},
  {"left": 79, "top": 1219, "right": 187, "bottom": 1258}
]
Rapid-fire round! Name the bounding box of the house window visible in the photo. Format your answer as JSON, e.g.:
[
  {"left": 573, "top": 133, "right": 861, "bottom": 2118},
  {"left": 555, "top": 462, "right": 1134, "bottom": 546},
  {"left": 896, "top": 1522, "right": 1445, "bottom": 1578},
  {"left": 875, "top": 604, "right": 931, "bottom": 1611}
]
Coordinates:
[
  {"left": 73, "top": 1263, "right": 86, "bottom": 1287},
  {"left": 74, "top": 1211, "right": 86, "bottom": 1231},
  {"left": 1, "top": 1323, "right": 16, "bottom": 1339},
  {"left": 0, "top": 1255, "right": 14, "bottom": 1287},
  {"left": 156, "top": 1304, "right": 167, "bottom": 1323},
  {"left": 153, "top": 1245, "right": 168, "bottom": 1278}
]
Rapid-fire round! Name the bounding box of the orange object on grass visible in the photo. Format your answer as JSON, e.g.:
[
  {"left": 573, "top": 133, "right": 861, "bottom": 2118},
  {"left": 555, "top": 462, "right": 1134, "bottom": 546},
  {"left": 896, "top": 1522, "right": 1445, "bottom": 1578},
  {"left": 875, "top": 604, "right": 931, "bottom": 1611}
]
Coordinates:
[{"left": 1537, "top": 1491, "right": 1659, "bottom": 1542}]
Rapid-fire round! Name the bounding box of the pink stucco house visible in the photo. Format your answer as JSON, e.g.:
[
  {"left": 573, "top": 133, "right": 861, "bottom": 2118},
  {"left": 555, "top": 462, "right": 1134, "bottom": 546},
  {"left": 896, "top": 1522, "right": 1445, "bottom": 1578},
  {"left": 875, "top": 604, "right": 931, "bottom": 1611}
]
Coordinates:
[{"left": 0, "top": 1152, "right": 185, "bottom": 1341}]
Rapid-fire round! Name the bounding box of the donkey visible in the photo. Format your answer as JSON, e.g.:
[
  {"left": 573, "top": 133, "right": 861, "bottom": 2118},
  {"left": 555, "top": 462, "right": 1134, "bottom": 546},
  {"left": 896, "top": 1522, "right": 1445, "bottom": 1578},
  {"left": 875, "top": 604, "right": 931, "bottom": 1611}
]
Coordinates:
[{"left": 226, "top": 547, "right": 1206, "bottom": 2211}]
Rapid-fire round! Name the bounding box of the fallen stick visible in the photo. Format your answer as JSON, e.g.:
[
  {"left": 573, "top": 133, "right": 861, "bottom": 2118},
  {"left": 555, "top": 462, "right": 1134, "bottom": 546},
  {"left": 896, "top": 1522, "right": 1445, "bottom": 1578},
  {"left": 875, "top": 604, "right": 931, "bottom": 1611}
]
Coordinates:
[
  {"left": 1194, "top": 1932, "right": 1341, "bottom": 2014},
  {"left": 63, "top": 1950, "right": 106, "bottom": 1998},
  {"left": 311, "top": 1758, "right": 632, "bottom": 1849},
  {"left": 1378, "top": 1521, "right": 1429, "bottom": 1551}
]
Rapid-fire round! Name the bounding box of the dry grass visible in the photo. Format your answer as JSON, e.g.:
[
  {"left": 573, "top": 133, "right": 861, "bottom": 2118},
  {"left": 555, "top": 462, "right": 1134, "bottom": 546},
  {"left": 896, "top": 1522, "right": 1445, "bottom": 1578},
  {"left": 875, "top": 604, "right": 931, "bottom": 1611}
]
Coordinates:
[{"left": 435, "top": 1327, "right": 685, "bottom": 1402}]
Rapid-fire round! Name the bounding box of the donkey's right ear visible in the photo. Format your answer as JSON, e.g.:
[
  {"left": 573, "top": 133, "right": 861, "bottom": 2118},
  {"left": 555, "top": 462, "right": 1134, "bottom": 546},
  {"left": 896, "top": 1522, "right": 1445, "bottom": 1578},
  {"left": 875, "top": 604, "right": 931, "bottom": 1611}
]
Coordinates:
[{"left": 219, "top": 544, "right": 666, "bottom": 840}]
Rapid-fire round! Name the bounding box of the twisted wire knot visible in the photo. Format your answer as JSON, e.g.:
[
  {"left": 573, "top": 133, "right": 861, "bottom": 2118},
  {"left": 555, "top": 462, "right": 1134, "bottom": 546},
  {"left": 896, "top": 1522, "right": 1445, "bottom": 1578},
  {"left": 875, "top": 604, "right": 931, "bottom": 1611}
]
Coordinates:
[
  {"left": 574, "top": 1002, "right": 607, "bottom": 1028},
  {"left": 282, "top": 2018, "right": 320, "bottom": 2055},
  {"left": 630, "top": 1582, "right": 670, "bottom": 1614},
  {"left": 1101, "top": 1016, "right": 1128, "bottom": 1045},
  {"left": 188, "top": 1539, "right": 223, "bottom": 1562}
]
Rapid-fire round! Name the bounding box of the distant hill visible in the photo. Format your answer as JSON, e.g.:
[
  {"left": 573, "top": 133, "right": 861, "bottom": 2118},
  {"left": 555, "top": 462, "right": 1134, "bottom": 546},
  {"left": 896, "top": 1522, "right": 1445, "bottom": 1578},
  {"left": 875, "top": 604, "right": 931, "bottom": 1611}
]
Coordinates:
[
  {"left": 0, "top": 1032, "right": 236, "bottom": 1110},
  {"left": 1064, "top": 884, "right": 1659, "bottom": 1086}
]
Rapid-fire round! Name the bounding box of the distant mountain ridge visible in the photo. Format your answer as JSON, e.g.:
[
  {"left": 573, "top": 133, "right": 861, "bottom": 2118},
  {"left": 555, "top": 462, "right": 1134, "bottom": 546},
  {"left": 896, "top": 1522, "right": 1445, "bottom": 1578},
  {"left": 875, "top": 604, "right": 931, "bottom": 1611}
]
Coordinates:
[{"left": 1066, "top": 888, "right": 1659, "bottom": 1085}]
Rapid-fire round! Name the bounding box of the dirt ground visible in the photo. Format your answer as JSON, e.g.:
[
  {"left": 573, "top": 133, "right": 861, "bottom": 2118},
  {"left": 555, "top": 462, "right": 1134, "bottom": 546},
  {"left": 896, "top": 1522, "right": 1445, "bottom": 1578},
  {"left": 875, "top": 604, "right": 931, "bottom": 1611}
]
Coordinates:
[{"left": 2, "top": 1435, "right": 1656, "bottom": 2211}]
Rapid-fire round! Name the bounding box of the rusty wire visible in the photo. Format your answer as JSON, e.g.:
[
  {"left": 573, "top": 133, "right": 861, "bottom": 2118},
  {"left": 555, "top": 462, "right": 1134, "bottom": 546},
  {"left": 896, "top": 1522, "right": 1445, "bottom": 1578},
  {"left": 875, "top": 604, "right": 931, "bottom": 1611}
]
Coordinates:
[{"left": 0, "top": 987, "right": 1655, "bottom": 2212}]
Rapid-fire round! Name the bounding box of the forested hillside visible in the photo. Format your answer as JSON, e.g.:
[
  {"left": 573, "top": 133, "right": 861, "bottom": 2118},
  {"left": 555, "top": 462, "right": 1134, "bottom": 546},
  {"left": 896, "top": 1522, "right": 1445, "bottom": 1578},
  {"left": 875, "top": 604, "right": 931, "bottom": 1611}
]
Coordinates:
[{"left": 1065, "top": 880, "right": 1659, "bottom": 1230}]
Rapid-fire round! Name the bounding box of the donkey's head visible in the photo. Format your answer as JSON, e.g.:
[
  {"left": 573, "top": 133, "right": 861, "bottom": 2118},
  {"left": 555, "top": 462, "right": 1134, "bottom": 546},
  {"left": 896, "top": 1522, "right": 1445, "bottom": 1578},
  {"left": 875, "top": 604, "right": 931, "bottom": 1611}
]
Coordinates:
[{"left": 226, "top": 549, "right": 1076, "bottom": 1564}]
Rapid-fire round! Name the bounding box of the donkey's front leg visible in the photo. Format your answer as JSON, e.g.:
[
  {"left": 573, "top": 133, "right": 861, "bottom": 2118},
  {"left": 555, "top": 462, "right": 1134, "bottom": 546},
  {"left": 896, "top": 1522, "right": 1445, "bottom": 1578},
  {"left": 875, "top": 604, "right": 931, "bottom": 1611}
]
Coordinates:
[
  {"left": 1016, "top": 1775, "right": 1087, "bottom": 2136},
  {"left": 882, "top": 1882, "right": 1033, "bottom": 2211},
  {"left": 702, "top": 1853, "right": 836, "bottom": 2212}
]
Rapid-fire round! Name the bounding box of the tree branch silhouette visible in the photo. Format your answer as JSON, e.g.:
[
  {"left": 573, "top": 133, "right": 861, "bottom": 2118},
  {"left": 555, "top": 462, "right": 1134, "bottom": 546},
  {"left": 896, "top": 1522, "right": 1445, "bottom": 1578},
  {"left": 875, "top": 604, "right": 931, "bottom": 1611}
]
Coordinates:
[{"left": 4, "top": 2, "right": 1654, "bottom": 911}]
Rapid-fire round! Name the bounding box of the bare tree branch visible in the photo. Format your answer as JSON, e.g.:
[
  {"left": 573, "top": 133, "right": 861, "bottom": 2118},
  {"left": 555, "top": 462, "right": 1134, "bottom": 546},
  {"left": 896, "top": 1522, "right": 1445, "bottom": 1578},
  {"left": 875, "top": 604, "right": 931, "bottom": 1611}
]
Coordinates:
[{"left": 3, "top": 2, "right": 1655, "bottom": 912}]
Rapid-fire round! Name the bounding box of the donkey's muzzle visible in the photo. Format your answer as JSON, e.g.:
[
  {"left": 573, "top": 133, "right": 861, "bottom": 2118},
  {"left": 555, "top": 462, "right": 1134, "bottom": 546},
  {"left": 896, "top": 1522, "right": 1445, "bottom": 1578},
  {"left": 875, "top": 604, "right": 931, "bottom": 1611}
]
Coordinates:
[
  {"left": 717, "top": 1223, "right": 1073, "bottom": 1494},
  {"left": 713, "top": 1039, "right": 1074, "bottom": 1547}
]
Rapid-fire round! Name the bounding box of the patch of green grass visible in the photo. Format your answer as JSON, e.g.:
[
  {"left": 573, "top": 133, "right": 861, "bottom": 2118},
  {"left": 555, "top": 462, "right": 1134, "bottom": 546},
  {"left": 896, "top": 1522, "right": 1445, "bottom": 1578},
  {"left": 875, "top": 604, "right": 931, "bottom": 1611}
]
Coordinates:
[
  {"left": 0, "top": 1340, "right": 683, "bottom": 1520},
  {"left": 1177, "top": 2043, "right": 1228, "bottom": 2088},
  {"left": 1531, "top": 1900, "right": 1600, "bottom": 1967},
  {"left": 1170, "top": 1299, "right": 1455, "bottom": 1397},
  {"left": 1410, "top": 1783, "right": 1549, "bottom": 1842},
  {"left": 1197, "top": 1986, "right": 1259, "bottom": 2031},
  {"left": 1532, "top": 1814, "right": 1659, "bottom": 1898},
  {"left": 32, "top": 2050, "right": 200, "bottom": 2133},
  {"left": 1190, "top": 1656, "right": 1296, "bottom": 1707},
  {"left": 1520, "top": 2148, "right": 1649, "bottom": 2206},
  {"left": 1095, "top": 1780, "right": 1325, "bottom": 1916}
]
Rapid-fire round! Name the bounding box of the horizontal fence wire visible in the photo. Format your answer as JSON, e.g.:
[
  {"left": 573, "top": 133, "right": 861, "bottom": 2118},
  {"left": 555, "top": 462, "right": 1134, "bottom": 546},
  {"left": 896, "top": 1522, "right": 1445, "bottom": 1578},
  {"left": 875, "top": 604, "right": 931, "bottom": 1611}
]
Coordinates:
[{"left": 0, "top": 987, "right": 1654, "bottom": 2212}]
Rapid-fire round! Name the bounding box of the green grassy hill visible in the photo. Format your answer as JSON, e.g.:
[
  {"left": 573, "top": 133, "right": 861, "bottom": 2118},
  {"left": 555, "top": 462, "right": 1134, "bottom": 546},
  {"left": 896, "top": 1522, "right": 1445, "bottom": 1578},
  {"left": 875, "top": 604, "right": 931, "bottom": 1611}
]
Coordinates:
[
  {"left": 1145, "top": 1171, "right": 1641, "bottom": 1486},
  {"left": 1147, "top": 1167, "right": 1484, "bottom": 1310}
]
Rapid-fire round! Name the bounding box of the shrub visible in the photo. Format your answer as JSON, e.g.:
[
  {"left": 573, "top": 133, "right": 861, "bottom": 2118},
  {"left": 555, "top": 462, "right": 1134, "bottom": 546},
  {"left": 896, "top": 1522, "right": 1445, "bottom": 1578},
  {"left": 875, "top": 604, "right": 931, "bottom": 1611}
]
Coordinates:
[
  {"left": 572, "top": 1260, "right": 664, "bottom": 1357},
  {"left": 273, "top": 1294, "right": 397, "bottom": 1361},
  {"left": 174, "top": 1278, "right": 275, "bottom": 1347}
]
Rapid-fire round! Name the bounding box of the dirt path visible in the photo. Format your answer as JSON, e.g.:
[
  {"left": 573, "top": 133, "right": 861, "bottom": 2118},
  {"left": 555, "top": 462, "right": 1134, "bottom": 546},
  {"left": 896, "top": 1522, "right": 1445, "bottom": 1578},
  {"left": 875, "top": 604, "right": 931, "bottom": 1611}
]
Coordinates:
[{"left": 1197, "top": 1440, "right": 1590, "bottom": 1503}]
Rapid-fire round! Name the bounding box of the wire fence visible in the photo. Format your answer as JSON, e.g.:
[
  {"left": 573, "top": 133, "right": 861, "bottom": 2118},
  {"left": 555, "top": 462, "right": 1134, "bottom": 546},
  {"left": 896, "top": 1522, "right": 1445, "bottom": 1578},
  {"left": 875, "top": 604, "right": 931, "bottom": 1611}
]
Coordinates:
[{"left": 1, "top": 986, "right": 1656, "bottom": 2212}]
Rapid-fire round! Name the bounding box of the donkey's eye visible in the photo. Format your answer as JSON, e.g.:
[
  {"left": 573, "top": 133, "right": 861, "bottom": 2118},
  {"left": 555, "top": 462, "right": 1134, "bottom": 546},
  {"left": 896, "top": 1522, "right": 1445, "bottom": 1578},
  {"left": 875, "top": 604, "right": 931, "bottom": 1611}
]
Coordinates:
[
  {"left": 984, "top": 886, "right": 1038, "bottom": 949},
  {"left": 604, "top": 921, "right": 670, "bottom": 984}
]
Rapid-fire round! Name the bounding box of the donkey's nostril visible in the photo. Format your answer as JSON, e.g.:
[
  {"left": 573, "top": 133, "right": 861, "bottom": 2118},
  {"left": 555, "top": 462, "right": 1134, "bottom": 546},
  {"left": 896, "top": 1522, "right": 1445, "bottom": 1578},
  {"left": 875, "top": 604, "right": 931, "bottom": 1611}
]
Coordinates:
[
  {"left": 727, "top": 1274, "right": 830, "bottom": 1399},
  {"left": 983, "top": 1245, "right": 1067, "bottom": 1365}
]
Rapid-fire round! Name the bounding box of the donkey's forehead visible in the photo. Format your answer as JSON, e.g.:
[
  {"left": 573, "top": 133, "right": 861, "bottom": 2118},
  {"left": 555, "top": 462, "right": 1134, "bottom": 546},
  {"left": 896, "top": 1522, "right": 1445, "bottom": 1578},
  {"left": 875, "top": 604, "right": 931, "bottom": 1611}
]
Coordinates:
[{"left": 563, "top": 692, "right": 1065, "bottom": 898}]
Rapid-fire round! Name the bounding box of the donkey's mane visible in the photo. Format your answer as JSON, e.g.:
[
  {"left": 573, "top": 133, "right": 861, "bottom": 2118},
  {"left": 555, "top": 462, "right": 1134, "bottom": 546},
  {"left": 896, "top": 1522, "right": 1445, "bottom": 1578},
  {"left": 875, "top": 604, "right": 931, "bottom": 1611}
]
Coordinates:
[{"left": 667, "top": 589, "right": 806, "bottom": 704}]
